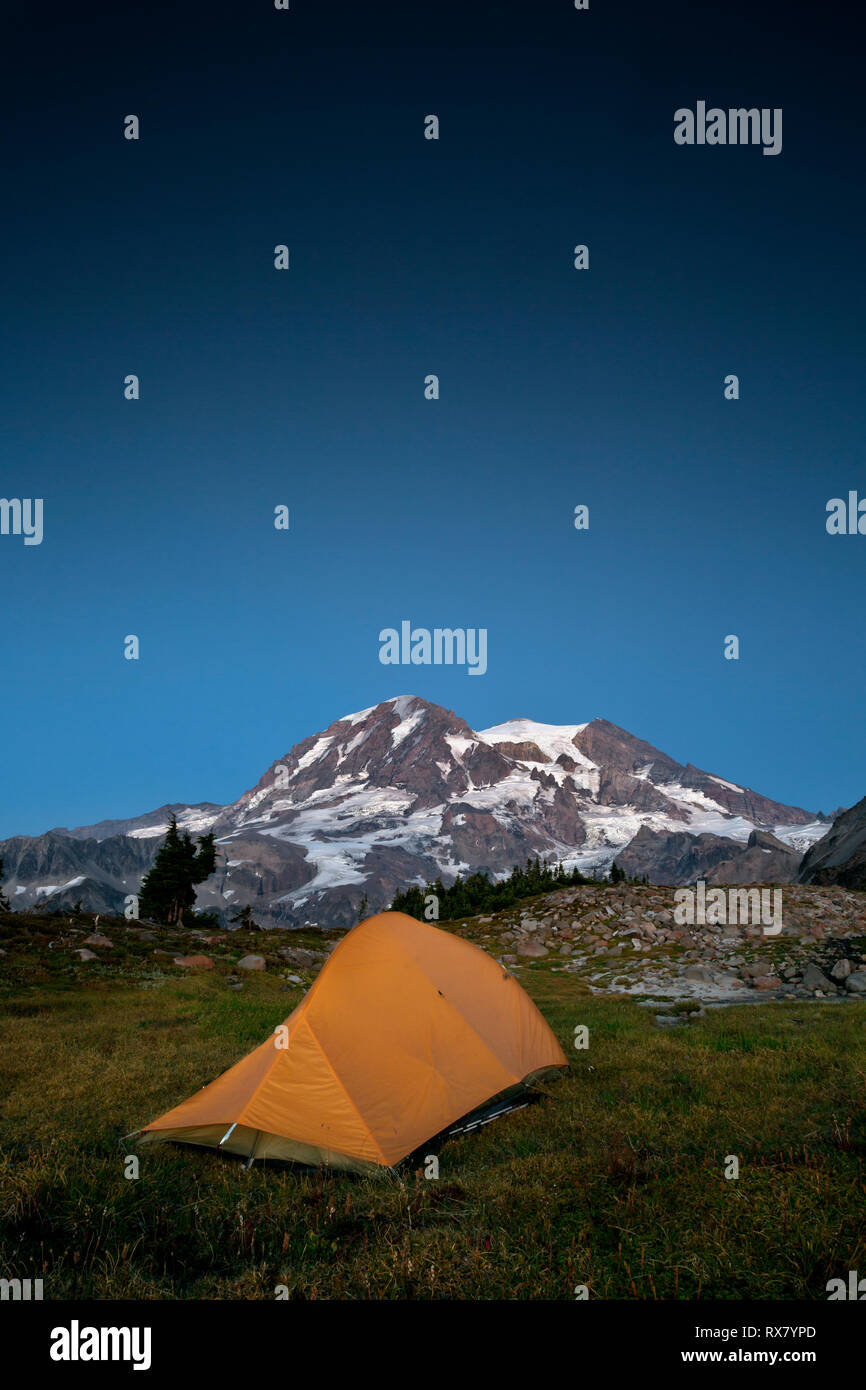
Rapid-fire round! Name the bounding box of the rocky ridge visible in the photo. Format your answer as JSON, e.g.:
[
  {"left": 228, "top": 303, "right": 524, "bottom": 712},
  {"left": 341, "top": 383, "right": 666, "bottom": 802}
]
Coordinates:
[
  {"left": 4, "top": 883, "right": 864, "bottom": 1027},
  {"left": 445, "top": 882, "right": 866, "bottom": 1017},
  {"left": 0, "top": 697, "right": 829, "bottom": 929}
]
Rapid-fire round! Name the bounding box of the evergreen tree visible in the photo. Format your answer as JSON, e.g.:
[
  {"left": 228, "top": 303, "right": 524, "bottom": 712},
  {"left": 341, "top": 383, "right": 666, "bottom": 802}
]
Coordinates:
[
  {"left": 358, "top": 893, "right": 369, "bottom": 923},
  {"left": 390, "top": 856, "right": 592, "bottom": 923},
  {"left": 138, "top": 817, "right": 217, "bottom": 925},
  {"left": 230, "top": 904, "right": 256, "bottom": 930},
  {"left": 0, "top": 859, "right": 9, "bottom": 912}
]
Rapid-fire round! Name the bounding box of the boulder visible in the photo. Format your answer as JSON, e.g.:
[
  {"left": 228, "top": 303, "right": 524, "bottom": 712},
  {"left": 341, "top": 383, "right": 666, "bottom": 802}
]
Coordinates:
[
  {"left": 75, "top": 949, "right": 97, "bottom": 961},
  {"left": 237, "top": 954, "right": 266, "bottom": 971},
  {"left": 173, "top": 955, "right": 215, "bottom": 970},
  {"left": 84, "top": 933, "right": 113, "bottom": 948},
  {"left": 845, "top": 972, "right": 866, "bottom": 995},
  {"left": 517, "top": 941, "right": 548, "bottom": 958},
  {"left": 741, "top": 959, "right": 773, "bottom": 979},
  {"left": 278, "top": 947, "right": 319, "bottom": 969},
  {"left": 802, "top": 963, "right": 833, "bottom": 992},
  {"left": 831, "top": 958, "right": 852, "bottom": 981}
]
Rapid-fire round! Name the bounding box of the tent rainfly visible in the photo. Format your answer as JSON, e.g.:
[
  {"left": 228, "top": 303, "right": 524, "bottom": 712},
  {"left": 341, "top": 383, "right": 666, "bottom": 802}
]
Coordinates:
[{"left": 135, "top": 911, "right": 568, "bottom": 1173}]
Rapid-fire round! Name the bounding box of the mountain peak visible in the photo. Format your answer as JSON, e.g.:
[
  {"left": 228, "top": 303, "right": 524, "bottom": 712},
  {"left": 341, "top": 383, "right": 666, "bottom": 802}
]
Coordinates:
[{"left": 2, "top": 699, "right": 826, "bottom": 926}]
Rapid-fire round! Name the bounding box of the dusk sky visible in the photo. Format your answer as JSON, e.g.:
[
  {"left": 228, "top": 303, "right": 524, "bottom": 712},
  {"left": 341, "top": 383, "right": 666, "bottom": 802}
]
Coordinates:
[{"left": 3, "top": 0, "right": 863, "bottom": 839}]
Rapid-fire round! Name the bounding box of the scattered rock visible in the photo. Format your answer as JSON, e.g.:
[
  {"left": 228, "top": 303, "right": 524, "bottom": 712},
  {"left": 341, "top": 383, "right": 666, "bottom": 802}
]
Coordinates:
[
  {"left": 84, "top": 933, "right": 113, "bottom": 948},
  {"left": 173, "top": 955, "right": 215, "bottom": 970},
  {"left": 845, "top": 972, "right": 866, "bottom": 995},
  {"left": 236, "top": 954, "right": 266, "bottom": 971},
  {"left": 802, "top": 963, "right": 833, "bottom": 992},
  {"left": 741, "top": 959, "right": 773, "bottom": 979},
  {"left": 75, "top": 949, "right": 97, "bottom": 961},
  {"left": 278, "top": 947, "right": 319, "bottom": 969},
  {"left": 517, "top": 941, "right": 548, "bottom": 958}
]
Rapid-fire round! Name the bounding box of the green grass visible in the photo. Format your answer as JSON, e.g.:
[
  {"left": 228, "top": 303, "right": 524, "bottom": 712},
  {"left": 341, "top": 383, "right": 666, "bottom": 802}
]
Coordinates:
[{"left": 1, "top": 940, "right": 866, "bottom": 1299}]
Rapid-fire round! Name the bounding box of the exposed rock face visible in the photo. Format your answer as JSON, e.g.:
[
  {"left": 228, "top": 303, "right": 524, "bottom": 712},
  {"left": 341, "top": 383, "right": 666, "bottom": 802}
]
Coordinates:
[
  {"left": 799, "top": 795, "right": 866, "bottom": 890},
  {"left": 616, "top": 826, "right": 803, "bottom": 886},
  {"left": 705, "top": 830, "right": 803, "bottom": 885},
  {"left": 573, "top": 720, "right": 817, "bottom": 826},
  {"left": 1, "top": 697, "right": 826, "bottom": 929},
  {"left": 49, "top": 804, "right": 223, "bottom": 842},
  {"left": 0, "top": 833, "right": 159, "bottom": 915},
  {"left": 615, "top": 827, "right": 739, "bottom": 883}
]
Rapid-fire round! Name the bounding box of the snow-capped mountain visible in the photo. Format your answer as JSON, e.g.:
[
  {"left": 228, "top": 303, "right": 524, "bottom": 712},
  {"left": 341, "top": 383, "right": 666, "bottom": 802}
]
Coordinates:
[{"left": 1, "top": 696, "right": 829, "bottom": 926}]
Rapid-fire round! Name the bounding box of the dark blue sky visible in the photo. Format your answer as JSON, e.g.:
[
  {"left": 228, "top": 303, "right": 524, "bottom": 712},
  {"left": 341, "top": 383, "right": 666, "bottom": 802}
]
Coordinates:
[{"left": 3, "top": 1, "right": 863, "bottom": 838}]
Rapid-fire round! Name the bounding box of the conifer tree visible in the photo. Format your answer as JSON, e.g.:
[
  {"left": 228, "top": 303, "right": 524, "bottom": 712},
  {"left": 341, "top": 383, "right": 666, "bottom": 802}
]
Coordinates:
[
  {"left": 139, "top": 816, "right": 217, "bottom": 925},
  {"left": 390, "top": 856, "right": 592, "bottom": 923},
  {"left": 0, "top": 859, "right": 9, "bottom": 912}
]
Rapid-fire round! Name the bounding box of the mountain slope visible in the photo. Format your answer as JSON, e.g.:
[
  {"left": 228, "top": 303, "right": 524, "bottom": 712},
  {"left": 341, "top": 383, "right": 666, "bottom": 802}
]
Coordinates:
[
  {"left": 0, "top": 696, "right": 829, "bottom": 927},
  {"left": 799, "top": 796, "right": 866, "bottom": 890}
]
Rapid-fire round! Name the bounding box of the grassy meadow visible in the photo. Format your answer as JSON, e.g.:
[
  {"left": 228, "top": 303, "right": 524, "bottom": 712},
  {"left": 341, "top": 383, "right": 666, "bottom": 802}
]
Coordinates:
[{"left": 1, "top": 915, "right": 865, "bottom": 1300}]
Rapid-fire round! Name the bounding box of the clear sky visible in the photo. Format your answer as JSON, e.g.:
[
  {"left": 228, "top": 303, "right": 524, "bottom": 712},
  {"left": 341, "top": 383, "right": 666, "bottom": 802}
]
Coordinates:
[{"left": 2, "top": 0, "right": 863, "bottom": 838}]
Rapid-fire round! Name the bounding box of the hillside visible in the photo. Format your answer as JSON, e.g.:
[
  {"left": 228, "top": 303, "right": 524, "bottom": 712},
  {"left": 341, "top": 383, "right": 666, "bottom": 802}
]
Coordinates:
[{"left": 800, "top": 795, "right": 866, "bottom": 890}]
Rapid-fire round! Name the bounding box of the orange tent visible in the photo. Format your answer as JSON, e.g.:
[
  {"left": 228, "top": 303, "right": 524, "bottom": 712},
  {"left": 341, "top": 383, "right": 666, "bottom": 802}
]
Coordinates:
[{"left": 136, "top": 911, "right": 568, "bottom": 1172}]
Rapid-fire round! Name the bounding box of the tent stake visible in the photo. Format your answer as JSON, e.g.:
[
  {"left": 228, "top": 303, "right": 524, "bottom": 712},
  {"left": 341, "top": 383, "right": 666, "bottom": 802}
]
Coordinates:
[{"left": 242, "top": 1130, "right": 261, "bottom": 1170}]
